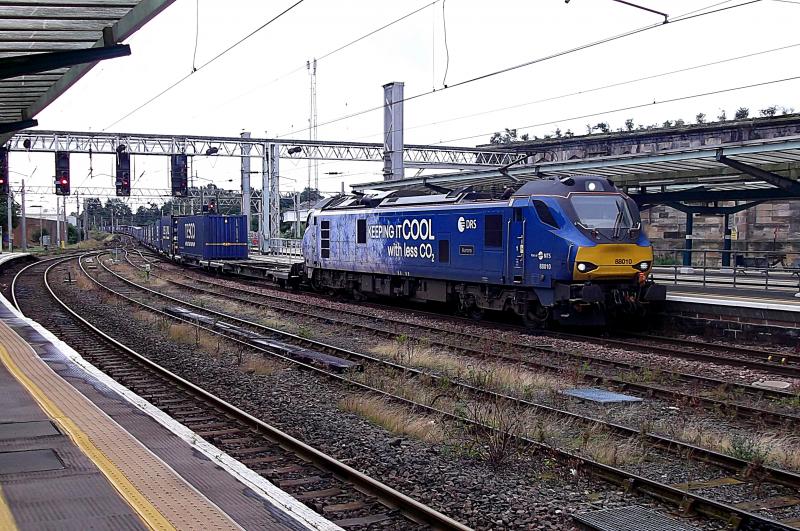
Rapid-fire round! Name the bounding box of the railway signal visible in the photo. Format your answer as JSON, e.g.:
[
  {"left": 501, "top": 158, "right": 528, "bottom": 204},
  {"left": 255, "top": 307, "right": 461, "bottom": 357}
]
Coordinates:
[
  {"left": 0, "top": 147, "right": 8, "bottom": 196},
  {"left": 55, "top": 151, "right": 70, "bottom": 195},
  {"left": 116, "top": 151, "right": 131, "bottom": 196},
  {"left": 170, "top": 154, "right": 188, "bottom": 197}
]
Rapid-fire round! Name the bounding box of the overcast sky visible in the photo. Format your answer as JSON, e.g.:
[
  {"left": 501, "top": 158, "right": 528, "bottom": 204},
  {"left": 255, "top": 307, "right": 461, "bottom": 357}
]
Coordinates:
[{"left": 10, "top": 0, "right": 800, "bottom": 214}]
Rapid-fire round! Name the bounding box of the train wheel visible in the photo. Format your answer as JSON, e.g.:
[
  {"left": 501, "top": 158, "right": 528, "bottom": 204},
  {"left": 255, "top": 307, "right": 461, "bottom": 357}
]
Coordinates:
[
  {"left": 522, "top": 301, "right": 550, "bottom": 329},
  {"left": 467, "top": 306, "right": 484, "bottom": 321}
]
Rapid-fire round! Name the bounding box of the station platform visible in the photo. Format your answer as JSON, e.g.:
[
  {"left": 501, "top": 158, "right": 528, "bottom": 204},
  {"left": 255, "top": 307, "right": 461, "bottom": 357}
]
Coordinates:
[
  {"left": 0, "top": 263, "right": 338, "bottom": 530},
  {"left": 665, "top": 285, "right": 800, "bottom": 313},
  {"left": 655, "top": 282, "right": 800, "bottom": 344},
  {"left": 0, "top": 253, "right": 31, "bottom": 268}
]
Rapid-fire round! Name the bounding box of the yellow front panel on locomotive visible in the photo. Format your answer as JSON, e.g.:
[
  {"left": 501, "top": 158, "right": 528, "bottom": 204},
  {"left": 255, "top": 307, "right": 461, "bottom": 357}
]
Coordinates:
[{"left": 573, "top": 244, "right": 653, "bottom": 280}]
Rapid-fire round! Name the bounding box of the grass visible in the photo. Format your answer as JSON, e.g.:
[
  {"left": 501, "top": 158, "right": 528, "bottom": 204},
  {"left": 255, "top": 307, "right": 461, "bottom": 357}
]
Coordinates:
[
  {"left": 339, "top": 395, "right": 444, "bottom": 443},
  {"left": 167, "top": 322, "right": 221, "bottom": 355},
  {"left": 662, "top": 421, "right": 800, "bottom": 470},
  {"left": 577, "top": 426, "right": 645, "bottom": 467},
  {"left": 369, "top": 338, "right": 567, "bottom": 399},
  {"left": 74, "top": 269, "right": 94, "bottom": 291},
  {"left": 242, "top": 355, "right": 282, "bottom": 375}
]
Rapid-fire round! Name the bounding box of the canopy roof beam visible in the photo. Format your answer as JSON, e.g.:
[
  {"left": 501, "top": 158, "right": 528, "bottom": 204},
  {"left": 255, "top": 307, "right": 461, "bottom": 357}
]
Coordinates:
[
  {"left": 0, "top": 44, "right": 130, "bottom": 80},
  {"left": 715, "top": 150, "right": 800, "bottom": 194}
]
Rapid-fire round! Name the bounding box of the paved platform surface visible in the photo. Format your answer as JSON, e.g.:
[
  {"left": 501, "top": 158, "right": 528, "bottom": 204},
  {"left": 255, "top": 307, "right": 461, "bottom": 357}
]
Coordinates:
[
  {"left": 654, "top": 266, "right": 800, "bottom": 313},
  {"left": 0, "top": 262, "right": 338, "bottom": 530},
  {"left": 665, "top": 285, "right": 800, "bottom": 313},
  {"left": 0, "top": 253, "right": 30, "bottom": 268}
]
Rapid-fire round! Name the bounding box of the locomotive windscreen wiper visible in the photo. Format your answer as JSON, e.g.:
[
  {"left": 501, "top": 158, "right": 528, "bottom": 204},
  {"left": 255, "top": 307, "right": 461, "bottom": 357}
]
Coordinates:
[{"left": 612, "top": 200, "right": 625, "bottom": 239}]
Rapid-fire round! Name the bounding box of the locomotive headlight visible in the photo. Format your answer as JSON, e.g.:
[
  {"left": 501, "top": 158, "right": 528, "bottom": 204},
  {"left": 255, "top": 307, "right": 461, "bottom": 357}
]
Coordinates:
[
  {"left": 576, "top": 262, "right": 597, "bottom": 273},
  {"left": 638, "top": 261, "right": 651, "bottom": 271},
  {"left": 577, "top": 263, "right": 587, "bottom": 272}
]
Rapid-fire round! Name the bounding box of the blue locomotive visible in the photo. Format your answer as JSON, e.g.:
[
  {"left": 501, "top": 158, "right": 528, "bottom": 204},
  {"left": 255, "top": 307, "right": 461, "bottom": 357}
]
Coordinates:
[{"left": 302, "top": 176, "right": 665, "bottom": 326}]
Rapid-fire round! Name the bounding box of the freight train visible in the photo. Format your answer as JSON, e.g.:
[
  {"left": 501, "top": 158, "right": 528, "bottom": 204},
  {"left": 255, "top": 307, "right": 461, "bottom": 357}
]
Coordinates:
[{"left": 123, "top": 175, "right": 665, "bottom": 326}]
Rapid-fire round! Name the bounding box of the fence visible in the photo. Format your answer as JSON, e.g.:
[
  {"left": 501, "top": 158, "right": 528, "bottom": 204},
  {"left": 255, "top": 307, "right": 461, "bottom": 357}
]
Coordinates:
[
  {"left": 653, "top": 248, "right": 800, "bottom": 292},
  {"left": 263, "top": 237, "right": 302, "bottom": 257}
]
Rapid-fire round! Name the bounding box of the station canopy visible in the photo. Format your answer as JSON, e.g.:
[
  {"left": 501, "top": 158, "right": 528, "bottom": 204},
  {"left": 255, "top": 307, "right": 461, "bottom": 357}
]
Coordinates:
[
  {"left": 0, "top": 0, "right": 174, "bottom": 142},
  {"left": 352, "top": 135, "right": 800, "bottom": 206}
]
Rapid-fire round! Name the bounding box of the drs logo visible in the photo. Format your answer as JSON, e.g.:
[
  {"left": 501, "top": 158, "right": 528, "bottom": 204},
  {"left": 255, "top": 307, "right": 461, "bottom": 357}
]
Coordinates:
[
  {"left": 184, "top": 223, "right": 196, "bottom": 247},
  {"left": 457, "top": 216, "right": 477, "bottom": 233}
]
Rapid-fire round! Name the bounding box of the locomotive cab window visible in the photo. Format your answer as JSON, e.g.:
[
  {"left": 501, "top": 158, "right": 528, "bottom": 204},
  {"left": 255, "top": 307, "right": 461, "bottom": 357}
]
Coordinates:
[
  {"left": 484, "top": 214, "right": 503, "bottom": 248},
  {"left": 533, "top": 200, "right": 559, "bottom": 228},
  {"left": 571, "top": 195, "right": 633, "bottom": 229},
  {"left": 357, "top": 219, "right": 366, "bottom": 244}
]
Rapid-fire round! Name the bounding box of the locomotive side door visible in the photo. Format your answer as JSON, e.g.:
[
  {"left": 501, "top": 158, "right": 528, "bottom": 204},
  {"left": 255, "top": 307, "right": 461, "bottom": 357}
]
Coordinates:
[{"left": 508, "top": 207, "right": 526, "bottom": 283}]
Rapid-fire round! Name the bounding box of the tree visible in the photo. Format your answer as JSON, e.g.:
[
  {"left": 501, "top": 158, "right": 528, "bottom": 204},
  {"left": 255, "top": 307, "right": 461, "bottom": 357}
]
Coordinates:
[
  {"left": 662, "top": 120, "right": 673, "bottom": 128},
  {"left": 674, "top": 118, "right": 685, "bottom": 127},
  {"left": 489, "top": 128, "right": 529, "bottom": 144},
  {"left": 592, "top": 122, "right": 610, "bottom": 134},
  {"left": 695, "top": 113, "right": 706, "bottom": 124},
  {"left": 734, "top": 107, "right": 749, "bottom": 120},
  {"left": 717, "top": 109, "right": 727, "bottom": 122},
  {"left": 67, "top": 225, "right": 79, "bottom": 244},
  {"left": 759, "top": 106, "right": 777, "bottom": 117},
  {"left": 32, "top": 227, "right": 49, "bottom": 244},
  {"left": 0, "top": 198, "right": 20, "bottom": 234},
  {"left": 564, "top": 129, "right": 574, "bottom": 138},
  {"left": 624, "top": 118, "right": 634, "bottom": 131},
  {"left": 300, "top": 187, "right": 322, "bottom": 204}
]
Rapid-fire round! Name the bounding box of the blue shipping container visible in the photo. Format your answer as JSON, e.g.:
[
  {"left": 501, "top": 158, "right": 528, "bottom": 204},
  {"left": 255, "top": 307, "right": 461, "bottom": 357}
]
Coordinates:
[
  {"left": 156, "top": 215, "right": 173, "bottom": 254},
  {"left": 175, "top": 215, "right": 249, "bottom": 260}
]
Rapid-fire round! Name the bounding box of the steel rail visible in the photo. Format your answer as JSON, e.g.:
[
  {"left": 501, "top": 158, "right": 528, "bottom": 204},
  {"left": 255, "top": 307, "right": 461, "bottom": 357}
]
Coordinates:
[
  {"left": 93, "top": 250, "right": 797, "bottom": 531},
  {"left": 544, "top": 329, "right": 800, "bottom": 378},
  {"left": 20, "top": 254, "right": 472, "bottom": 531},
  {"left": 124, "top": 251, "right": 800, "bottom": 428},
  {"left": 114, "top": 250, "right": 800, "bottom": 490}
]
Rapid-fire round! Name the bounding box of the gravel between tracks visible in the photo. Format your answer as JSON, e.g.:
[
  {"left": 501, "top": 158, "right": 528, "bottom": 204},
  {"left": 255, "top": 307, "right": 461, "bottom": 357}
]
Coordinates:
[
  {"left": 47, "top": 260, "right": 728, "bottom": 531},
  {"left": 190, "top": 272, "right": 800, "bottom": 392}
]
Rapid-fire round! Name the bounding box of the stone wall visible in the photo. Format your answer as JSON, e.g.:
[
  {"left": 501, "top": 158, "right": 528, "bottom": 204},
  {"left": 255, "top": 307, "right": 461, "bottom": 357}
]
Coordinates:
[{"left": 644, "top": 200, "right": 800, "bottom": 265}]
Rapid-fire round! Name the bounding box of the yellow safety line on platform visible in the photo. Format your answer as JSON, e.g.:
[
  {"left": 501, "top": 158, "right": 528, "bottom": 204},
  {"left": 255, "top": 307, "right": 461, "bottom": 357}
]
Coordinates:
[
  {"left": 0, "top": 343, "right": 175, "bottom": 531},
  {"left": 0, "top": 485, "right": 18, "bottom": 531}
]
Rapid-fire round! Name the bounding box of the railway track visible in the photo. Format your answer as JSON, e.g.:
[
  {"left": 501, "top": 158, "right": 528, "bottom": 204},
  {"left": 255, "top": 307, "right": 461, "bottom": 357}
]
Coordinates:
[
  {"left": 11, "top": 254, "right": 469, "bottom": 531},
  {"left": 126, "top": 249, "right": 800, "bottom": 429},
  {"left": 545, "top": 329, "right": 800, "bottom": 379},
  {"left": 132, "top": 245, "right": 800, "bottom": 378},
  {"left": 98, "top": 249, "right": 800, "bottom": 530}
]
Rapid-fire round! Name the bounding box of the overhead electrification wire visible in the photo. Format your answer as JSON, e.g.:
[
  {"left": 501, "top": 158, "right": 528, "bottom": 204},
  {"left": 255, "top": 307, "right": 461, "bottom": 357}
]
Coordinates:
[
  {"left": 431, "top": 74, "right": 800, "bottom": 145},
  {"left": 102, "top": 0, "right": 306, "bottom": 131},
  {"left": 277, "top": 0, "right": 763, "bottom": 139},
  {"left": 441, "top": 0, "right": 450, "bottom": 87},
  {"left": 364, "top": 41, "right": 800, "bottom": 140},
  {"left": 191, "top": 0, "right": 199, "bottom": 72},
  {"left": 184, "top": 0, "right": 441, "bottom": 123},
  {"left": 318, "top": 0, "right": 439, "bottom": 62}
]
